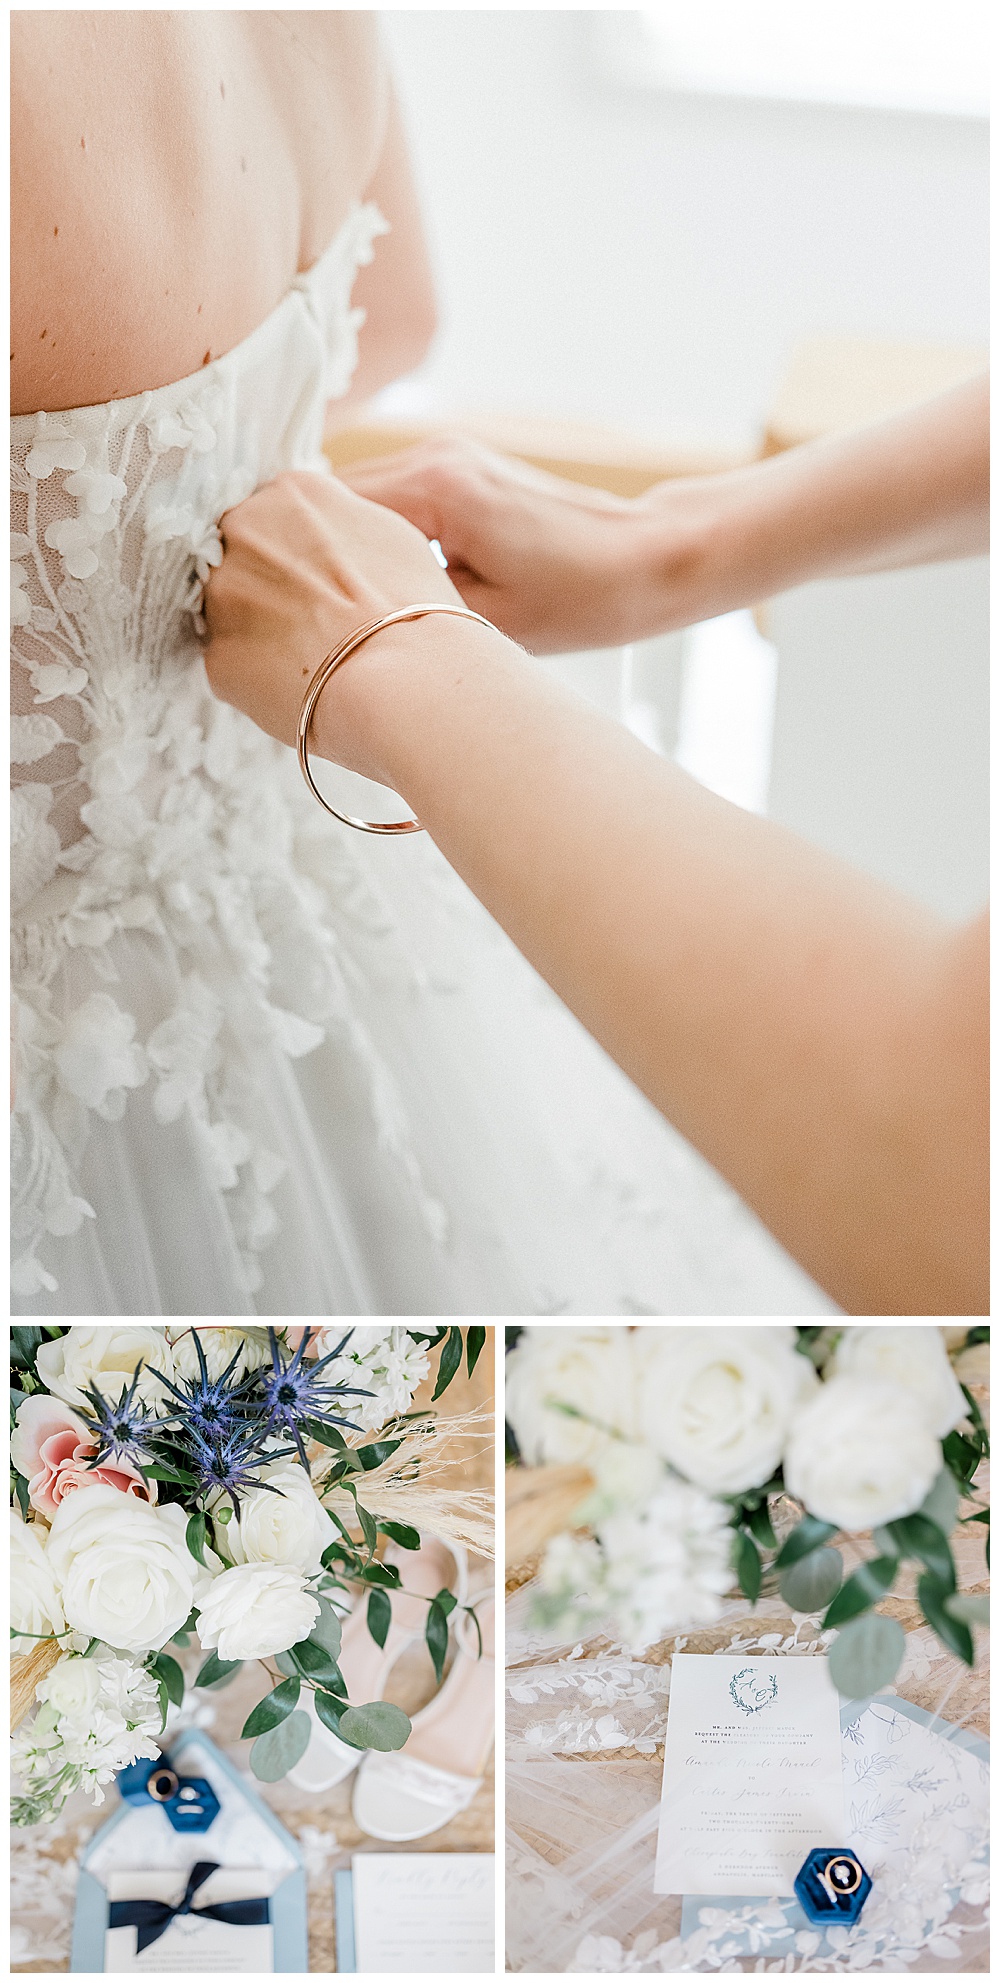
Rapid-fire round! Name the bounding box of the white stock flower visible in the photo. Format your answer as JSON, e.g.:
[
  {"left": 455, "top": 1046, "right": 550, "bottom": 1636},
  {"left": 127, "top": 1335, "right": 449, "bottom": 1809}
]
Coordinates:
[
  {"left": 218, "top": 1458, "right": 336, "bottom": 1574},
  {"left": 13, "top": 1647, "right": 161, "bottom": 1818},
  {"left": 196, "top": 1561, "right": 320, "bottom": 1661},
  {"left": 825, "top": 1326, "right": 966, "bottom": 1439},
  {"left": 46, "top": 1484, "right": 209, "bottom": 1652},
  {"left": 314, "top": 1325, "right": 430, "bottom": 1433},
  {"left": 596, "top": 1478, "right": 735, "bottom": 1650},
  {"left": 635, "top": 1326, "right": 818, "bottom": 1494},
  {"left": 36, "top": 1324, "right": 172, "bottom": 1410},
  {"left": 169, "top": 1325, "right": 270, "bottom": 1384},
  {"left": 536, "top": 1476, "right": 734, "bottom": 1653},
  {"left": 784, "top": 1375, "right": 942, "bottom": 1532},
  {"left": 505, "top": 1327, "right": 637, "bottom": 1465},
  {"left": 588, "top": 1439, "right": 665, "bottom": 1511},
  {"left": 10, "top": 1512, "right": 65, "bottom": 1652}
]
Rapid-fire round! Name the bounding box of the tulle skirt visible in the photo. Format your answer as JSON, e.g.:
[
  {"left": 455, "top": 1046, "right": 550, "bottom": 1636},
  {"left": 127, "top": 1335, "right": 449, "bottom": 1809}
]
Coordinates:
[{"left": 13, "top": 826, "right": 834, "bottom": 1317}]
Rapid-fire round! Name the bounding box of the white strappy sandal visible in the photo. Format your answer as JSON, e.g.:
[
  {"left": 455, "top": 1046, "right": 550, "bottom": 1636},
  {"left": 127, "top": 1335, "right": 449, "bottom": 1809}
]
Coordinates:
[
  {"left": 351, "top": 1590, "right": 495, "bottom": 1841},
  {"left": 285, "top": 1533, "right": 468, "bottom": 1793}
]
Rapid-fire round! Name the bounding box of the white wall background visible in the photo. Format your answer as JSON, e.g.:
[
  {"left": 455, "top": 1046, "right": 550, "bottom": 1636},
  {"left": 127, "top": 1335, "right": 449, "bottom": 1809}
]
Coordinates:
[{"left": 380, "top": 8, "right": 988, "bottom": 449}]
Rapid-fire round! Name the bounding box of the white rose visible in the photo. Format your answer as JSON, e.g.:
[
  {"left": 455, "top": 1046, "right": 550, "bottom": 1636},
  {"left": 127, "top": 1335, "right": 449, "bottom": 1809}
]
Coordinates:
[
  {"left": 196, "top": 1562, "right": 320, "bottom": 1661},
  {"left": 826, "top": 1327, "right": 966, "bottom": 1439},
  {"left": 635, "top": 1326, "right": 818, "bottom": 1495},
  {"left": 783, "top": 1375, "right": 942, "bottom": 1531},
  {"left": 36, "top": 1326, "right": 174, "bottom": 1410},
  {"left": 46, "top": 1483, "right": 208, "bottom": 1652},
  {"left": 219, "top": 1459, "right": 336, "bottom": 1574},
  {"left": 169, "top": 1326, "right": 270, "bottom": 1384},
  {"left": 10, "top": 1511, "right": 65, "bottom": 1652},
  {"left": 36, "top": 1651, "right": 102, "bottom": 1718},
  {"left": 505, "top": 1327, "right": 637, "bottom": 1465}
]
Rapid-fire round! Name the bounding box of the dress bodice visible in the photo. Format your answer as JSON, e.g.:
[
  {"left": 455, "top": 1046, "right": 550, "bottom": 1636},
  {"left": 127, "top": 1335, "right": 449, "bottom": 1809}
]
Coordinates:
[{"left": 11, "top": 205, "right": 390, "bottom": 1297}]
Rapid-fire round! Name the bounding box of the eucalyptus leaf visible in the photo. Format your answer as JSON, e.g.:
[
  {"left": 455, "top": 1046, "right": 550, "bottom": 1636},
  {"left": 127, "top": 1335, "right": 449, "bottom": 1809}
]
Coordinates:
[
  {"left": 773, "top": 1515, "right": 838, "bottom": 1570},
  {"left": 249, "top": 1709, "right": 311, "bottom": 1781},
  {"left": 241, "top": 1676, "right": 301, "bottom": 1740},
  {"left": 943, "top": 1591, "right": 990, "bottom": 1625},
  {"left": 918, "top": 1469, "right": 961, "bottom": 1539},
  {"left": 310, "top": 1596, "right": 344, "bottom": 1661},
  {"left": 337, "top": 1700, "right": 412, "bottom": 1752},
  {"left": 778, "top": 1546, "right": 843, "bottom": 1614},
  {"left": 827, "top": 1613, "right": 905, "bottom": 1697}
]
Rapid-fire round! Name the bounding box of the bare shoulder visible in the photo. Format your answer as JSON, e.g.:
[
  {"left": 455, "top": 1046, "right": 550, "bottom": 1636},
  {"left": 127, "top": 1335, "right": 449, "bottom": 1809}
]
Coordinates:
[{"left": 11, "top": 11, "right": 385, "bottom": 414}]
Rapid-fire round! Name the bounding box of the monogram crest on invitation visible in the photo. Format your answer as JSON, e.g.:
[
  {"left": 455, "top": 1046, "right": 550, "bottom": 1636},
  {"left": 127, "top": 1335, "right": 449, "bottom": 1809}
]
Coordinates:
[{"left": 729, "top": 1666, "right": 779, "bottom": 1715}]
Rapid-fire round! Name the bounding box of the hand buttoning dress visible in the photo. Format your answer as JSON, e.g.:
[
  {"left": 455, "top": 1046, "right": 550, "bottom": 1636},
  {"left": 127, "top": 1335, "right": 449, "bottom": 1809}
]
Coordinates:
[{"left": 11, "top": 207, "right": 835, "bottom": 1316}]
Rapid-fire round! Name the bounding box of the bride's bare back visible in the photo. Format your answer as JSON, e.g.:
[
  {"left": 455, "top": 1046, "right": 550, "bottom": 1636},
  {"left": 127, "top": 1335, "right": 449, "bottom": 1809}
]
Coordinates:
[{"left": 11, "top": 9, "right": 433, "bottom": 415}]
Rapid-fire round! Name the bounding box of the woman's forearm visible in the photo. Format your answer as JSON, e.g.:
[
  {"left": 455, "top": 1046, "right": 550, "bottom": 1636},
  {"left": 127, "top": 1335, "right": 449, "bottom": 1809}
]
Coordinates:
[
  {"left": 643, "top": 374, "right": 990, "bottom": 633},
  {"left": 322, "top": 615, "right": 987, "bottom": 1317}
]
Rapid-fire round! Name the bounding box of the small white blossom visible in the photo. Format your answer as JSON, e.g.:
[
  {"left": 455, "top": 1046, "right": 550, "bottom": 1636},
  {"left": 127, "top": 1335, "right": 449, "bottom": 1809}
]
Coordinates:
[
  {"left": 12, "top": 1648, "right": 161, "bottom": 1821},
  {"left": 315, "top": 1325, "right": 431, "bottom": 1432}
]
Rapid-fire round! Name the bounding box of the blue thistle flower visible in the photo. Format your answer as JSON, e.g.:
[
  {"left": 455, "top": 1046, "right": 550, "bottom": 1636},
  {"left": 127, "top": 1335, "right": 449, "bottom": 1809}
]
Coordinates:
[
  {"left": 182, "top": 1417, "right": 296, "bottom": 1518},
  {"left": 258, "top": 1327, "right": 370, "bottom": 1467},
  {"left": 78, "top": 1362, "right": 158, "bottom": 1472},
  {"left": 156, "top": 1330, "right": 261, "bottom": 1444}
]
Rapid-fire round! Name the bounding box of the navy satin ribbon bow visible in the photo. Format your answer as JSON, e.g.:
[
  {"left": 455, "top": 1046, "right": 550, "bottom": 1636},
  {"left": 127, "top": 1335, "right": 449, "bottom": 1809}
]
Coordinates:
[{"left": 108, "top": 1859, "right": 270, "bottom": 1955}]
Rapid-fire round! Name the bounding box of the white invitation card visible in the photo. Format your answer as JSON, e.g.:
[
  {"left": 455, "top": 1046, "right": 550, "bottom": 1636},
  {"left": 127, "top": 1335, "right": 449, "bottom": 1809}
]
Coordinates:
[
  {"left": 350, "top": 1853, "right": 495, "bottom": 1972},
  {"left": 104, "top": 1868, "right": 274, "bottom": 1972},
  {"left": 654, "top": 1654, "right": 845, "bottom": 1896}
]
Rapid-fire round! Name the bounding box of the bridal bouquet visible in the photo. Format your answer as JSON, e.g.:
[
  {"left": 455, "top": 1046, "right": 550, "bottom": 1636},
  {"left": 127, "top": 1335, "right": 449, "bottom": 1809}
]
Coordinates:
[
  {"left": 10, "top": 1323, "right": 487, "bottom": 1824},
  {"left": 505, "top": 1325, "right": 988, "bottom": 1697}
]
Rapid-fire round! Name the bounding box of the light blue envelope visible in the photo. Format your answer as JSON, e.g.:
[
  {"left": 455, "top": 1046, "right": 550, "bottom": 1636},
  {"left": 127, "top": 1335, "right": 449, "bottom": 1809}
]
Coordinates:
[
  {"left": 70, "top": 1728, "right": 308, "bottom": 1973},
  {"left": 679, "top": 1693, "right": 989, "bottom": 1958}
]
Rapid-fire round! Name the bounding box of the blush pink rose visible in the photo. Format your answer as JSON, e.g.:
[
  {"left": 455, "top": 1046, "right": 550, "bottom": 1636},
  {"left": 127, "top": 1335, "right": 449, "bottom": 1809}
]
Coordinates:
[{"left": 10, "top": 1394, "right": 154, "bottom": 1520}]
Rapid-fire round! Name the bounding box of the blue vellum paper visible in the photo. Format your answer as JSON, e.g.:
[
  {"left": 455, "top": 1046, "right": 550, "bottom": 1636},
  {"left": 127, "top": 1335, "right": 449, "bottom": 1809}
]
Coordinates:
[
  {"left": 678, "top": 1694, "right": 989, "bottom": 1959},
  {"left": 335, "top": 1868, "right": 357, "bottom": 1971},
  {"left": 69, "top": 1728, "right": 308, "bottom": 1973}
]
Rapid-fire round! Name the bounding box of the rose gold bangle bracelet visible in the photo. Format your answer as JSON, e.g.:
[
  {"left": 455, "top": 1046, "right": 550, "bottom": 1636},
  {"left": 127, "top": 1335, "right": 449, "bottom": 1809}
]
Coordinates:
[{"left": 296, "top": 601, "right": 496, "bottom": 833}]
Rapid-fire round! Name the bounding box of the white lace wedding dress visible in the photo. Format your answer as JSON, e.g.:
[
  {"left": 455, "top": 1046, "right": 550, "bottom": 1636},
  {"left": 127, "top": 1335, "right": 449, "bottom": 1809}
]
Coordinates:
[{"left": 11, "top": 205, "right": 836, "bottom": 1316}]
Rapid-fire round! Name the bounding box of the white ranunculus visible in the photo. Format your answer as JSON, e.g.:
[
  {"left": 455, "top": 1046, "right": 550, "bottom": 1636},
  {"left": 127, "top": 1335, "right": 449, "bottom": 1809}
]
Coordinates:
[
  {"left": 219, "top": 1459, "right": 336, "bottom": 1574},
  {"left": 635, "top": 1326, "right": 818, "bottom": 1495},
  {"left": 196, "top": 1562, "right": 320, "bottom": 1661},
  {"left": 35, "top": 1326, "right": 174, "bottom": 1410},
  {"left": 10, "top": 1511, "right": 65, "bottom": 1652},
  {"left": 783, "top": 1375, "right": 942, "bottom": 1532},
  {"left": 35, "top": 1651, "right": 102, "bottom": 1718},
  {"left": 45, "top": 1483, "right": 208, "bottom": 1653},
  {"left": 169, "top": 1326, "right": 271, "bottom": 1384},
  {"left": 505, "top": 1327, "right": 637, "bottom": 1465},
  {"left": 826, "top": 1326, "right": 966, "bottom": 1439}
]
